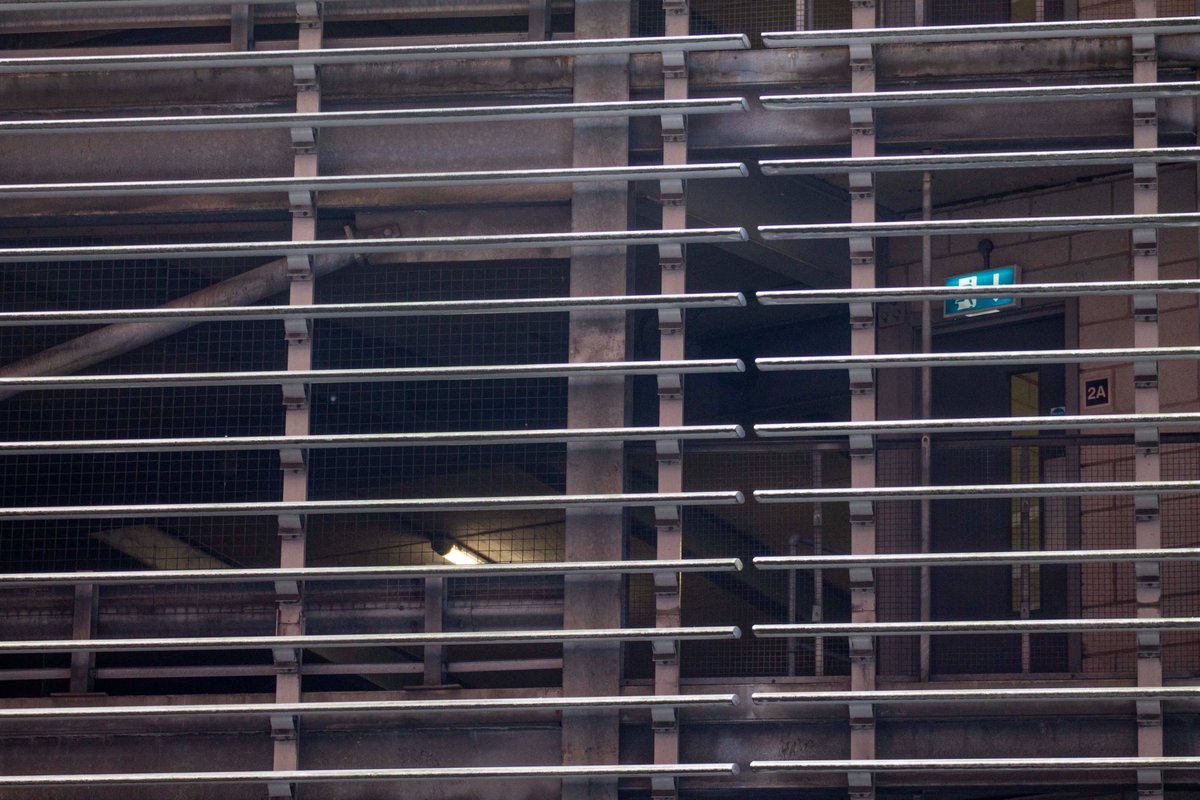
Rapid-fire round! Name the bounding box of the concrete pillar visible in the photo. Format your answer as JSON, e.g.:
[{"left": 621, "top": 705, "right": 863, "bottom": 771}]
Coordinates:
[
  {"left": 652, "top": 2, "right": 689, "bottom": 798},
  {"left": 562, "top": 3, "right": 630, "bottom": 800}
]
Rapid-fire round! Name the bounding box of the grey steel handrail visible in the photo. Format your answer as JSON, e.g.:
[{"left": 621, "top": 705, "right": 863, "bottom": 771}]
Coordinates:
[
  {"left": 0, "top": 424, "right": 745, "bottom": 455},
  {"left": 759, "top": 148, "right": 1200, "bottom": 175},
  {"left": 753, "top": 482, "right": 1199, "bottom": 503},
  {"left": 761, "top": 17, "right": 1200, "bottom": 47},
  {"left": 0, "top": 558, "right": 745, "bottom": 588},
  {"left": 0, "top": 98, "right": 749, "bottom": 136},
  {"left": 0, "top": 626, "right": 742, "bottom": 654},
  {"left": 0, "top": 163, "right": 749, "bottom": 200},
  {"left": 0, "top": 227, "right": 749, "bottom": 263},
  {"left": 751, "top": 757, "right": 1200, "bottom": 772},
  {"left": 755, "top": 348, "right": 1200, "bottom": 370},
  {"left": 0, "top": 35, "right": 750, "bottom": 73},
  {"left": 0, "top": 491, "right": 746, "bottom": 520},
  {"left": 753, "top": 618, "right": 1200, "bottom": 636},
  {"left": 753, "top": 414, "right": 1200, "bottom": 436},
  {"left": 752, "top": 687, "right": 1200, "bottom": 703},
  {"left": 0, "top": 359, "right": 745, "bottom": 391},
  {"left": 758, "top": 213, "right": 1200, "bottom": 239},
  {"left": 0, "top": 764, "right": 741, "bottom": 788},
  {"left": 753, "top": 549, "right": 1200, "bottom": 569},
  {"left": 761, "top": 82, "right": 1200, "bottom": 110},
  {"left": 0, "top": 292, "right": 747, "bottom": 326},
  {"left": 0, "top": 694, "right": 740, "bottom": 721},
  {"left": 755, "top": 281, "right": 1200, "bottom": 305}
]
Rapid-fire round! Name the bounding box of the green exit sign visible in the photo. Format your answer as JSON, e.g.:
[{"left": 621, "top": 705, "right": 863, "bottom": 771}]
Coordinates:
[{"left": 944, "top": 266, "right": 1019, "bottom": 319}]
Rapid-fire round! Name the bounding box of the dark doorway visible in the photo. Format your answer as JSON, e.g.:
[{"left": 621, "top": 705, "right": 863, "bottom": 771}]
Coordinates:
[{"left": 930, "top": 313, "right": 1070, "bottom": 674}]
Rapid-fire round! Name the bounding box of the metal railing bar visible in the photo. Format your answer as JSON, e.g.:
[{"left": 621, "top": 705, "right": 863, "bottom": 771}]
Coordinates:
[
  {"left": 761, "top": 17, "right": 1200, "bottom": 47},
  {"left": 753, "top": 618, "right": 1200, "bottom": 636},
  {"left": 0, "top": 659, "right": 568, "bottom": 681},
  {"left": 755, "top": 281, "right": 1200, "bottom": 304},
  {"left": 754, "top": 549, "right": 1200, "bottom": 569},
  {"left": 759, "top": 147, "right": 1200, "bottom": 175},
  {"left": 0, "top": 558, "right": 744, "bottom": 588},
  {"left": 0, "top": 424, "right": 746, "bottom": 455},
  {"left": 0, "top": 98, "right": 749, "bottom": 136},
  {"left": 0, "top": 358, "right": 745, "bottom": 391},
  {"left": 0, "top": 491, "right": 746, "bottom": 520},
  {"left": 755, "top": 347, "right": 1200, "bottom": 370},
  {"left": 0, "top": 35, "right": 751, "bottom": 74},
  {"left": 754, "top": 482, "right": 1200, "bottom": 503},
  {"left": 761, "top": 82, "right": 1200, "bottom": 110},
  {"left": 751, "top": 757, "right": 1200, "bottom": 772},
  {"left": 0, "top": 163, "right": 749, "bottom": 199},
  {"left": 0, "top": 292, "right": 747, "bottom": 326},
  {"left": 758, "top": 212, "right": 1200, "bottom": 239},
  {"left": 0, "top": 764, "right": 741, "bottom": 787},
  {"left": 0, "top": 227, "right": 749, "bottom": 263},
  {"left": 752, "top": 687, "right": 1200, "bottom": 703},
  {"left": 0, "top": 694, "right": 739, "bottom": 721},
  {"left": 0, "top": 626, "right": 742, "bottom": 654},
  {"left": 753, "top": 413, "right": 1200, "bottom": 436}
]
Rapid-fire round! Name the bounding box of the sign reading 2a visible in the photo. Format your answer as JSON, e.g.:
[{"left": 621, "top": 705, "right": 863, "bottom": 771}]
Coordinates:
[{"left": 1084, "top": 376, "right": 1112, "bottom": 409}]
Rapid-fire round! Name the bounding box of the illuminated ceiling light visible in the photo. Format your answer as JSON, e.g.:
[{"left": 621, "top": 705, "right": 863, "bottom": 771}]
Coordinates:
[{"left": 431, "top": 537, "right": 489, "bottom": 565}]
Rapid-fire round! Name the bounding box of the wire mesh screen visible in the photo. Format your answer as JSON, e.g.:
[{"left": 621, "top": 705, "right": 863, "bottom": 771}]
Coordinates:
[
  {"left": 1161, "top": 441, "right": 1200, "bottom": 677},
  {"left": 637, "top": 0, "right": 798, "bottom": 44},
  {"left": 663, "top": 445, "right": 851, "bottom": 678},
  {"left": 0, "top": 247, "right": 286, "bottom": 577}
]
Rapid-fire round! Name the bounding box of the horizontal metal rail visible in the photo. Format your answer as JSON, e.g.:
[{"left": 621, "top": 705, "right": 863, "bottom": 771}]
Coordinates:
[
  {"left": 0, "top": 292, "right": 747, "bottom": 326},
  {"left": 753, "top": 687, "right": 1200, "bottom": 704},
  {"left": 761, "top": 82, "right": 1200, "bottom": 110},
  {"left": 754, "top": 482, "right": 1200, "bottom": 503},
  {"left": 753, "top": 618, "right": 1200, "bottom": 636},
  {"left": 0, "top": 163, "right": 749, "bottom": 200},
  {"left": 755, "top": 347, "right": 1200, "bottom": 371},
  {"left": 758, "top": 212, "right": 1200, "bottom": 239},
  {"left": 0, "top": 491, "right": 745, "bottom": 520},
  {"left": 754, "top": 549, "right": 1200, "bottom": 570},
  {"left": 0, "top": 694, "right": 739, "bottom": 722},
  {"left": 0, "top": 227, "right": 749, "bottom": 263},
  {"left": 0, "top": 659, "right": 567, "bottom": 682},
  {"left": 0, "top": 35, "right": 750, "bottom": 74},
  {"left": 0, "top": 98, "right": 748, "bottom": 136},
  {"left": 753, "top": 413, "right": 1200, "bottom": 436},
  {"left": 751, "top": 757, "right": 1200, "bottom": 772},
  {"left": 0, "top": 424, "right": 746, "bottom": 455},
  {"left": 0, "top": 558, "right": 744, "bottom": 588},
  {"left": 759, "top": 147, "right": 1200, "bottom": 175},
  {"left": 0, "top": 626, "right": 742, "bottom": 654},
  {"left": 0, "top": 764, "right": 740, "bottom": 788},
  {"left": 756, "top": 281, "right": 1200, "bottom": 305},
  {"left": 761, "top": 16, "right": 1200, "bottom": 47},
  {"left": 0, "top": 358, "right": 744, "bottom": 391}
]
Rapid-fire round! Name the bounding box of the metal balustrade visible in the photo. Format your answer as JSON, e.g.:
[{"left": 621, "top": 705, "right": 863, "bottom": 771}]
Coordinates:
[
  {"left": 760, "top": 148, "right": 1200, "bottom": 175},
  {"left": 761, "top": 83, "right": 1200, "bottom": 111},
  {"left": 0, "top": 490, "right": 745, "bottom": 520},
  {"left": 0, "top": 558, "right": 744, "bottom": 588},
  {"left": 0, "top": 35, "right": 750, "bottom": 73},
  {"left": 0, "top": 228, "right": 749, "bottom": 263},
  {"left": 0, "top": 358, "right": 744, "bottom": 391},
  {"left": 0, "top": 626, "right": 742, "bottom": 654},
  {"left": 0, "top": 98, "right": 749, "bottom": 136},
  {"left": 0, "top": 292, "right": 747, "bottom": 326},
  {"left": 761, "top": 17, "right": 1200, "bottom": 47}
]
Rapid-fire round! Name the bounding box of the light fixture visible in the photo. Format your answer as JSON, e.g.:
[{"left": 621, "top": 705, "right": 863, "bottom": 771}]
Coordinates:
[{"left": 431, "top": 536, "right": 489, "bottom": 565}]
